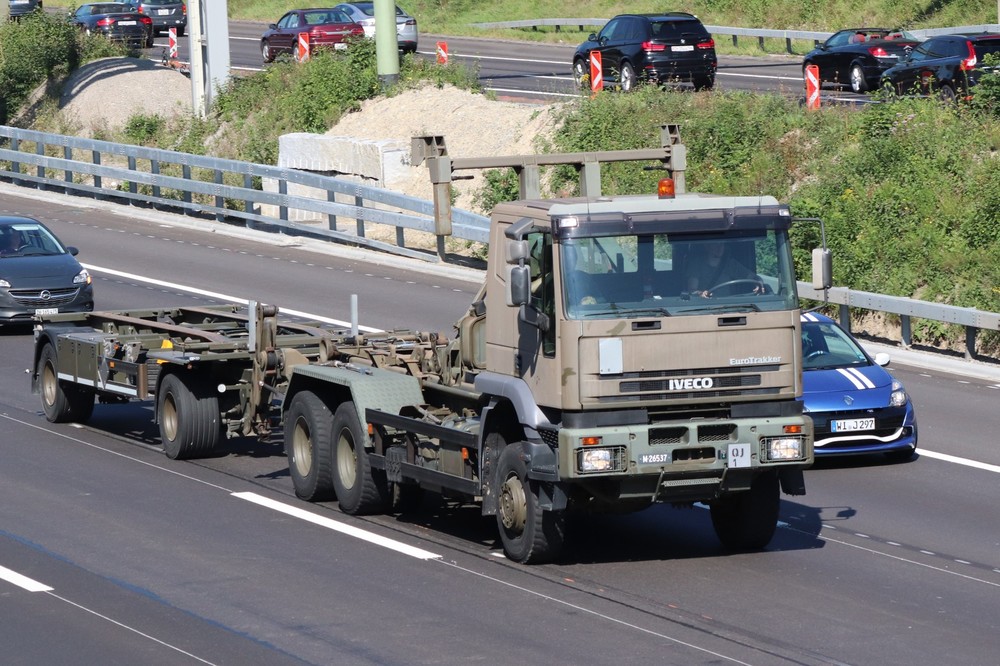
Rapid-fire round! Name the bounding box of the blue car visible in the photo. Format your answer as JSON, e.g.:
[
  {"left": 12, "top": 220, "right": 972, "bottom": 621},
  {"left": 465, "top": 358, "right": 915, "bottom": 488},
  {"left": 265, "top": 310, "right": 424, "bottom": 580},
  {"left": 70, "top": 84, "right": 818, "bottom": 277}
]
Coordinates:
[{"left": 801, "top": 312, "right": 917, "bottom": 461}]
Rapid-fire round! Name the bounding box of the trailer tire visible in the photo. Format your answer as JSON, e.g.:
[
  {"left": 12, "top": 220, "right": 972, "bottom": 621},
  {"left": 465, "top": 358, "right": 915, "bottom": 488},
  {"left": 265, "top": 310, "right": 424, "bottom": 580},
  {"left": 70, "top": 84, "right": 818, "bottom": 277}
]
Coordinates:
[
  {"left": 710, "top": 472, "right": 780, "bottom": 551},
  {"left": 38, "top": 343, "right": 94, "bottom": 423},
  {"left": 158, "top": 373, "right": 221, "bottom": 460},
  {"left": 495, "top": 441, "right": 565, "bottom": 564},
  {"left": 285, "top": 391, "right": 336, "bottom": 501},
  {"left": 331, "top": 401, "right": 387, "bottom": 515}
]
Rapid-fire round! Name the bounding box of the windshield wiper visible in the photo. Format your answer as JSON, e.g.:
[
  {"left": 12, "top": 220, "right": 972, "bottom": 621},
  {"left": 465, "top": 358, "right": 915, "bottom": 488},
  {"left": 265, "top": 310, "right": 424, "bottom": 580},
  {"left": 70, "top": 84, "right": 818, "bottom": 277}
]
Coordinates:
[
  {"left": 622, "top": 307, "right": 673, "bottom": 317},
  {"left": 678, "top": 303, "right": 761, "bottom": 314}
]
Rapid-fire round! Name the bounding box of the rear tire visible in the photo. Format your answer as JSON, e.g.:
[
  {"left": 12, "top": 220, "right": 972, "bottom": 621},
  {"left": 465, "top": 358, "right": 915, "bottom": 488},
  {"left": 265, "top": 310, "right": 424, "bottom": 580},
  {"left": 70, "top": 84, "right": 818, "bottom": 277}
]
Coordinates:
[
  {"left": 157, "top": 373, "right": 221, "bottom": 460},
  {"left": 495, "top": 441, "right": 565, "bottom": 563},
  {"left": 331, "top": 401, "right": 387, "bottom": 515},
  {"left": 938, "top": 83, "right": 957, "bottom": 104},
  {"left": 693, "top": 74, "right": 715, "bottom": 91},
  {"left": 619, "top": 62, "right": 636, "bottom": 92},
  {"left": 849, "top": 63, "right": 868, "bottom": 93},
  {"left": 38, "top": 343, "right": 94, "bottom": 424},
  {"left": 710, "top": 472, "right": 780, "bottom": 551},
  {"left": 285, "top": 391, "right": 336, "bottom": 501}
]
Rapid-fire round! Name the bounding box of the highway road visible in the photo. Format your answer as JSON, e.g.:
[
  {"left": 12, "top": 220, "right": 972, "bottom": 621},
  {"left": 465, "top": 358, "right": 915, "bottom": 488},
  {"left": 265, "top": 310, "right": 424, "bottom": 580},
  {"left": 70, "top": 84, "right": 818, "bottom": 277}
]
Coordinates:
[
  {"left": 150, "top": 21, "right": 865, "bottom": 105},
  {"left": 1, "top": 182, "right": 999, "bottom": 664}
]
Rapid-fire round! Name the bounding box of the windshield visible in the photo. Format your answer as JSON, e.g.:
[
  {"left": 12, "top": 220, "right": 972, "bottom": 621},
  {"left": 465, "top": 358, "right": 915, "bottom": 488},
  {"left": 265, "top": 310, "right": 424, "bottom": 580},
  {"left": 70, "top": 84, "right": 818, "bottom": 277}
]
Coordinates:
[
  {"left": 0, "top": 223, "right": 67, "bottom": 258},
  {"left": 561, "top": 230, "right": 797, "bottom": 319},
  {"left": 801, "top": 320, "right": 870, "bottom": 369}
]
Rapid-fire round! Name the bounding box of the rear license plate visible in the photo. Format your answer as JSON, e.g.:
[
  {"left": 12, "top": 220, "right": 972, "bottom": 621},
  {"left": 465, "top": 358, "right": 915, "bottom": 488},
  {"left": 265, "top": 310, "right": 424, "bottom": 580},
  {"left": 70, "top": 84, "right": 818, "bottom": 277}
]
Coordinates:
[
  {"left": 119, "top": 20, "right": 136, "bottom": 25},
  {"left": 334, "top": 43, "right": 347, "bottom": 50},
  {"left": 35, "top": 307, "right": 58, "bottom": 316},
  {"left": 157, "top": 9, "right": 170, "bottom": 14},
  {"left": 672, "top": 45, "right": 694, "bottom": 52},
  {"left": 831, "top": 417, "right": 875, "bottom": 432}
]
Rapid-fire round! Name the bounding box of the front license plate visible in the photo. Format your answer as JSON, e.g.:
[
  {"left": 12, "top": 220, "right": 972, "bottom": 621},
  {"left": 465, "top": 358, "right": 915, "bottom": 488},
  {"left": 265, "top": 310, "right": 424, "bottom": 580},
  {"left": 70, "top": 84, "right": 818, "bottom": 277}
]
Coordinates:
[
  {"left": 672, "top": 44, "right": 695, "bottom": 52},
  {"left": 727, "top": 443, "right": 751, "bottom": 468},
  {"left": 35, "top": 307, "right": 58, "bottom": 316},
  {"left": 831, "top": 417, "right": 875, "bottom": 432},
  {"left": 638, "top": 453, "right": 670, "bottom": 465}
]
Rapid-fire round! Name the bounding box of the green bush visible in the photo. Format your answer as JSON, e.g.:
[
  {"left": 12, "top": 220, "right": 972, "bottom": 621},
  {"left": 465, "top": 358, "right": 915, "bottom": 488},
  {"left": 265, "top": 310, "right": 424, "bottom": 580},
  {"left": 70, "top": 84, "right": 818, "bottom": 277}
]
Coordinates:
[{"left": 0, "top": 12, "right": 80, "bottom": 122}]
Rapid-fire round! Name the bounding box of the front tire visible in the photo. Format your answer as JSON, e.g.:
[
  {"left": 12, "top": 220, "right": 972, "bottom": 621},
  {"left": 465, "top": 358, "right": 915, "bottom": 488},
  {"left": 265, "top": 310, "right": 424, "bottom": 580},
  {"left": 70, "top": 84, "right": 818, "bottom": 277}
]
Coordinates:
[
  {"left": 38, "top": 343, "right": 94, "bottom": 424},
  {"left": 495, "top": 441, "right": 565, "bottom": 563},
  {"left": 285, "top": 391, "right": 336, "bottom": 501},
  {"left": 261, "top": 40, "right": 273, "bottom": 63},
  {"left": 157, "top": 372, "right": 221, "bottom": 460},
  {"left": 619, "top": 62, "right": 636, "bottom": 92},
  {"left": 849, "top": 63, "right": 868, "bottom": 93},
  {"left": 331, "top": 401, "right": 387, "bottom": 515},
  {"left": 572, "top": 58, "right": 588, "bottom": 89},
  {"left": 710, "top": 472, "right": 780, "bottom": 551}
]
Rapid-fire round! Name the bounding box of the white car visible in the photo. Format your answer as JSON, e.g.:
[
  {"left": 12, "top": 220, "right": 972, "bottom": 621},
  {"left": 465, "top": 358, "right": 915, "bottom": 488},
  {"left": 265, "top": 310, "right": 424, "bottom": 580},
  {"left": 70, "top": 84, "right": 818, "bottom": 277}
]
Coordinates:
[{"left": 334, "top": 2, "right": 417, "bottom": 54}]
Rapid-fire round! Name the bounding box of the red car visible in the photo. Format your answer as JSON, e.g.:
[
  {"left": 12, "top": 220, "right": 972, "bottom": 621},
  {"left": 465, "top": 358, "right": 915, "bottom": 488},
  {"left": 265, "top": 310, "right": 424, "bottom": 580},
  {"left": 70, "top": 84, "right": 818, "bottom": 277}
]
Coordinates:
[{"left": 261, "top": 8, "right": 365, "bottom": 63}]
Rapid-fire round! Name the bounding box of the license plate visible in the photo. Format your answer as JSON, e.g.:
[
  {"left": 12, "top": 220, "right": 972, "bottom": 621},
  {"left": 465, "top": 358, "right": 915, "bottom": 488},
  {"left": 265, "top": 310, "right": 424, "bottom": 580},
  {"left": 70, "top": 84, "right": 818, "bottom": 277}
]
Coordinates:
[
  {"left": 334, "top": 43, "right": 347, "bottom": 50},
  {"left": 672, "top": 45, "right": 695, "bottom": 52},
  {"left": 35, "top": 307, "right": 58, "bottom": 316},
  {"left": 832, "top": 417, "right": 875, "bottom": 432},
  {"left": 638, "top": 453, "right": 670, "bottom": 465},
  {"left": 157, "top": 9, "right": 170, "bottom": 14},
  {"left": 119, "top": 20, "right": 136, "bottom": 25},
  {"left": 727, "top": 443, "right": 751, "bottom": 468}
]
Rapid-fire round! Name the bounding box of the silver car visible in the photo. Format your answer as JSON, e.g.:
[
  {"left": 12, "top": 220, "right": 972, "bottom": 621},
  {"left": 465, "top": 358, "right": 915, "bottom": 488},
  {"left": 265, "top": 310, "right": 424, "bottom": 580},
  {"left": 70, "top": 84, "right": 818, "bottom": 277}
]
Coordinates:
[
  {"left": 334, "top": 2, "right": 417, "bottom": 54},
  {"left": 123, "top": 0, "right": 186, "bottom": 36}
]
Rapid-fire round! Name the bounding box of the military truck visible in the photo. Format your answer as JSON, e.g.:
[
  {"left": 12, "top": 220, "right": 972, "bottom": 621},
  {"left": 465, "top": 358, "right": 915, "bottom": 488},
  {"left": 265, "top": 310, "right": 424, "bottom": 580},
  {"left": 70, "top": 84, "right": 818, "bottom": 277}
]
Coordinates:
[{"left": 31, "top": 133, "right": 828, "bottom": 563}]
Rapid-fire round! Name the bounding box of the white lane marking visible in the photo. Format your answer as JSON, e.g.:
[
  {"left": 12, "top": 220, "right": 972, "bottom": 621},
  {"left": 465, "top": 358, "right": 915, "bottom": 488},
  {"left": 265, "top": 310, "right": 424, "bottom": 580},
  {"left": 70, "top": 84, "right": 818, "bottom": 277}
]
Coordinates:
[
  {"left": 84, "top": 264, "right": 382, "bottom": 333},
  {"left": 716, "top": 71, "right": 803, "bottom": 82},
  {"left": 918, "top": 449, "right": 1000, "bottom": 474},
  {"left": 0, "top": 564, "right": 53, "bottom": 592},
  {"left": 233, "top": 492, "right": 441, "bottom": 560}
]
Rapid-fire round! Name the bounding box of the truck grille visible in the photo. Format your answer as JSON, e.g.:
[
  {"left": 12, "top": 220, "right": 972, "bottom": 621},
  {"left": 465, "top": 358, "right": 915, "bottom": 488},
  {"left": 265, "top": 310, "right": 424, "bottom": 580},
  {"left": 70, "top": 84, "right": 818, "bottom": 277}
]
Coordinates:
[
  {"left": 10, "top": 287, "right": 81, "bottom": 307},
  {"left": 597, "top": 365, "right": 782, "bottom": 403}
]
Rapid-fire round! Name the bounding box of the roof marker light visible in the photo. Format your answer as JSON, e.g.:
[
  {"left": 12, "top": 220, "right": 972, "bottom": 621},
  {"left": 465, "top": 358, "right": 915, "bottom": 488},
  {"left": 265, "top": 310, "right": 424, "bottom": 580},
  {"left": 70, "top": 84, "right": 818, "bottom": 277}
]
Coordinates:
[{"left": 658, "top": 178, "right": 675, "bottom": 199}]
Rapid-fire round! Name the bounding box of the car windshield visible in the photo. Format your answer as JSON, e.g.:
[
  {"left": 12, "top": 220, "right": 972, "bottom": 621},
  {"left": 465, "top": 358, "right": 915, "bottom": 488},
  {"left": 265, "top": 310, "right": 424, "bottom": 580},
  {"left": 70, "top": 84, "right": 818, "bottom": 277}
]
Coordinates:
[
  {"left": 560, "top": 230, "right": 797, "bottom": 320},
  {"left": 305, "top": 10, "right": 351, "bottom": 25},
  {"left": 92, "top": 4, "right": 130, "bottom": 14},
  {"left": 0, "top": 224, "right": 67, "bottom": 258},
  {"left": 801, "top": 319, "right": 870, "bottom": 369}
]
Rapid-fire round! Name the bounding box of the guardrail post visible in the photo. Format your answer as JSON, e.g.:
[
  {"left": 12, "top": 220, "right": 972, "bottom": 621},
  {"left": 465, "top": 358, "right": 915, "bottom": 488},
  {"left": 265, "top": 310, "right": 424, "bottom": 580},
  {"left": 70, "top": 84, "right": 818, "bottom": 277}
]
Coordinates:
[
  {"left": 579, "top": 162, "right": 601, "bottom": 197},
  {"left": 243, "top": 173, "right": 255, "bottom": 228},
  {"left": 214, "top": 168, "right": 224, "bottom": 222},
  {"left": 966, "top": 327, "right": 977, "bottom": 360},
  {"left": 327, "top": 189, "right": 337, "bottom": 232},
  {"left": 181, "top": 163, "right": 192, "bottom": 212},
  {"left": 518, "top": 165, "right": 540, "bottom": 199},
  {"left": 758, "top": 35, "right": 766, "bottom": 50},
  {"left": 278, "top": 179, "right": 288, "bottom": 227},
  {"left": 92, "top": 150, "right": 102, "bottom": 197},
  {"left": 128, "top": 156, "right": 138, "bottom": 196},
  {"left": 355, "top": 190, "right": 365, "bottom": 238},
  {"left": 732, "top": 35, "right": 737, "bottom": 47},
  {"left": 839, "top": 304, "right": 851, "bottom": 333},
  {"left": 63, "top": 146, "right": 73, "bottom": 193},
  {"left": 10, "top": 137, "right": 20, "bottom": 185},
  {"left": 36, "top": 140, "right": 45, "bottom": 185},
  {"left": 151, "top": 159, "right": 161, "bottom": 200},
  {"left": 900, "top": 315, "right": 912, "bottom": 347},
  {"left": 786, "top": 37, "right": 793, "bottom": 54}
]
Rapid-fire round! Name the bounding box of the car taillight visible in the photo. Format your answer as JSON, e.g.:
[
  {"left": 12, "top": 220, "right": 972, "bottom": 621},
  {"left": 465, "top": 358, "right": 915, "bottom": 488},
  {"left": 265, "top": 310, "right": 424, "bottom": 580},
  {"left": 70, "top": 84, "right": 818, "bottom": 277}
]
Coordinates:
[
  {"left": 960, "top": 41, "right": 977, "bottom": 70},
  {"left": 641, "top": 41, "right": 666, "bottom": 51},
  {"left": 96, "top": 17, "right": 114, "bottom": 27},
  {"left": 868, "top": 46, "right": 889, "bottom": 57},
  {"left": 140, "top": 16, "right": 152, "bottom": 26},
  {"left": 135, "top": 5, "right": 145, "bottom": 13},
  {"left": 697, "top": 38, "right": 715, "bottom": 49},
  {"left": 182, "top": 4, "right": 187, "bottom": 15},
  {"left": 405, "top": 19, "right": 415, "bottom": 25}
]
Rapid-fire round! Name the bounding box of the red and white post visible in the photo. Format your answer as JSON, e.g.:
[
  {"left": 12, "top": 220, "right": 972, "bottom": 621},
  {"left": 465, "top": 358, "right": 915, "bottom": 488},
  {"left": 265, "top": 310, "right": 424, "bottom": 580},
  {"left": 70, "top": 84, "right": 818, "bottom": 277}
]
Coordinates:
[
  {"left": 805, "top": 64, "right": 820, "bottom": 110},
  {"left": 168, "top": 27, "right": 178, "bottom": 59},
  {"left": 297, "top": 32, "right": 311, "bottom": 62},
  {"left": 589, "top": 51, "right": 603, "bottom": 94},
  {"left": 436, "top": 41, "right": 448, "bottom": 65}
]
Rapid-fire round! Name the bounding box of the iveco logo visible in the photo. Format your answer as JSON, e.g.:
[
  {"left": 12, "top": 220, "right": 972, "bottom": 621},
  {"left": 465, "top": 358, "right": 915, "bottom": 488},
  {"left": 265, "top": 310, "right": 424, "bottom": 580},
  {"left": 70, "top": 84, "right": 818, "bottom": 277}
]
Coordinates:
[
  {"left": 843, "top": 395, "right": 854, "bottom": 406},
  {"left": 669, "top": 377, "right": 714, "bottom": 391},
  {"left": 40, "top": 290, "right": 52, "bottom": 301}
]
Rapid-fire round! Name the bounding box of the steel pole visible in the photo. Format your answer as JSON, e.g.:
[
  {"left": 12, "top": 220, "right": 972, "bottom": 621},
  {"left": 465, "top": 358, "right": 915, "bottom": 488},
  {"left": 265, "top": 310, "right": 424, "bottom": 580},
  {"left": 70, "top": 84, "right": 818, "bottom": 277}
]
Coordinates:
[{"left": 374, "top": 0, "right": 399, "bottom": 87}]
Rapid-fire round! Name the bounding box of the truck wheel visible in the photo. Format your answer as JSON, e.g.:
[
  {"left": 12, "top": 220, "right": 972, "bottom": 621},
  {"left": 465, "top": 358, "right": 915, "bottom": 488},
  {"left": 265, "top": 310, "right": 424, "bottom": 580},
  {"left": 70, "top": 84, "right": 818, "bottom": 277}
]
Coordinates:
[
  {"left": 331, "top": 401, "right": 387, "bottom": 515},
  {"left": 495, "top": 441, "right": 565, "bottom": 564},
  {"left": 710, "top": 472, "right": 780, "bottom": 551},
  {"left": 157, "top": 373, "right": 221, "bottom": 460},
  {"left": 38, "top": 343, "right": 94, "bottom": 424},
  {"left": 285, "top": 391, "right": 336, "bottom": 501}
]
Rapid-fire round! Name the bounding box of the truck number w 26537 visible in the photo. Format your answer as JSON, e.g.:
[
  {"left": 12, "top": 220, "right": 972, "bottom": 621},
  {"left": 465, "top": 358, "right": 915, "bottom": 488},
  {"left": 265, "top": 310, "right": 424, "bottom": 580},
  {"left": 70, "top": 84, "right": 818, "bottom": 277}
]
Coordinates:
[{"left": 639, "top": 453, "right": 670, "bottom": 464}]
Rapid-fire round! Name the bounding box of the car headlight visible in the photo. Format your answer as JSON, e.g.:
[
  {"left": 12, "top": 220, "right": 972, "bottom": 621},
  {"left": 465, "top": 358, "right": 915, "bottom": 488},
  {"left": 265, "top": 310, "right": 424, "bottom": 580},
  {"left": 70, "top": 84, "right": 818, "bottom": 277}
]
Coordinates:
[
  {"left": 764, "top": 437, "right": 805, "bottom": 461},
  {"left": 73, "top": 269, "right": 92, "bottom": 285},
  {"left": 0, "top": 278, "right": 9, "bottom": 288},
  {"left": 889, "top": 379, "right": 908, "bottom": 407}
]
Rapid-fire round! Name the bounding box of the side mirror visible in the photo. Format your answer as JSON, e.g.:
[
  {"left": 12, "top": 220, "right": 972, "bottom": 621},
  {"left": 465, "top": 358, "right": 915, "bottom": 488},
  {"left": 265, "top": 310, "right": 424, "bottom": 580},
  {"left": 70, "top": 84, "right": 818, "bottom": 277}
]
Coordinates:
[
  {"left": 588, "top": 32, "right": 597, "bottom": 41},
  {"left": 506, "top": 239, "right": 529, "bottom": 265},
  {"left": 811, "top": 248, "right": 832, "bottom": 290},
  {"left": 873, "top": 352, "right": 891, "bottom": 367},
  {"left": 507, "top": 265, "right": 530, "bottom": 307},
  {"left": 66, "top": 246, "right": 80, "bottom": 256}
]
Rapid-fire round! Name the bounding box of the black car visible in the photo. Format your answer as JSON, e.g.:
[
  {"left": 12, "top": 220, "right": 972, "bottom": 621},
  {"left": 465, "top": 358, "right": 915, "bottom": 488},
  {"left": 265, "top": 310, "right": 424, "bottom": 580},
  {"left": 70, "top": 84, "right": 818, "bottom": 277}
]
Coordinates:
[
  {"left": 0, "top": 216, "right": 94, "bottom": 325},
  {"left": 8, "top": 0, "right": 43, "bottom": 19},
  {"left": 70, "top": 3, "right": 154, "bottom": 48},
  {"left": 802, "top": 28, "right": 919, "bottom": 94},
  {"left": 880, "top": 33, "right": 1000, "bottom": 101},
  {"left": 123, "top": 0, "right": 186, "bottom": 36},
  {"left": 573, "top": 12, "right": 717, "bottom": 92}
]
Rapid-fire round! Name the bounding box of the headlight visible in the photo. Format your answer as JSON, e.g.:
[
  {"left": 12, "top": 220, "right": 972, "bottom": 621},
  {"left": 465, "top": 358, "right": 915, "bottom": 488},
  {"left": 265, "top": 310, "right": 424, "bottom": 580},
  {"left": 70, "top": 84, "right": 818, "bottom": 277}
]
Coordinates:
[
  {"left": 0, "top": 278, "right": 9, "bottom": 288},
  {"left": 764, "top": 437, "right": 804, "bottom": 461},
  {"left": 73, "top": 269, "right": 91, "bottom": 285},
  {"left": 889, "top": 379, "right": 908, "bottom": 407},
  {"left": 578, "top": 448, "right": 613, "bottom": 472}
]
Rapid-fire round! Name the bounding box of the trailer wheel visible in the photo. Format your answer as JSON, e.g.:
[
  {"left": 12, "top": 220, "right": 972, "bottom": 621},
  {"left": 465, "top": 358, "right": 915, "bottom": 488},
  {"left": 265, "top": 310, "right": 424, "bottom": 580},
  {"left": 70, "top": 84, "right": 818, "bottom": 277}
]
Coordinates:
[
  {"left": 710, "top": 472, "right": 780, "bottom": 551},
  {"left": 38, "top": 343, "right": 94, "bottom": 423},
  {"left": 285, "top": 391, "right": 336, "bottom": 501},
  {"left": 331, "top": 401, "right": 387, "bottom": 515},
  {"left": 157, "top": 373, "right": 221, "bottom": 460},
  {"left": 495, "top": 441, "right": 565, "bottom": 564}
]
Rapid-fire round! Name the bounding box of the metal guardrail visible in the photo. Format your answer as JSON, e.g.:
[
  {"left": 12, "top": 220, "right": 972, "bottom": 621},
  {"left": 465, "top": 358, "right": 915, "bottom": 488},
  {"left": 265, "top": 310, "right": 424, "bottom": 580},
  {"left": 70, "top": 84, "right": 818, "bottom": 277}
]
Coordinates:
[
  {"left": 2, "top": 125, "right": 997, "bottom": 356},
  {"left": 469, "top": 19, "right": 1000, "bottom": 54},
  {"left": 0, "top": 126, "right": 489, "bottom": 262}
]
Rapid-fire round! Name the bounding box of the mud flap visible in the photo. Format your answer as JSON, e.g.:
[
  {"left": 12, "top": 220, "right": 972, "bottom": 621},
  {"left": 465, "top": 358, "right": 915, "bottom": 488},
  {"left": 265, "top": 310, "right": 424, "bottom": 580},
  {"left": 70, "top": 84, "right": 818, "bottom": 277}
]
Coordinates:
[{"left": 779, "top": 468, "right": 806, "bottom": 496}]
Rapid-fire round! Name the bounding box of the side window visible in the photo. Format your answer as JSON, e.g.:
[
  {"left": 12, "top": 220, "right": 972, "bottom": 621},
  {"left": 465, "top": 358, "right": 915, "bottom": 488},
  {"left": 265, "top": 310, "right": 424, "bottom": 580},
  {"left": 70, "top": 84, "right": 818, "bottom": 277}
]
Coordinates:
[
  {"left": 527, "top": 232, "right": 555, "bottom": 357},
  {"left": 599, "top": 18, "right": 621, "bottom": 43},
  {"left": 826, "top": 31, "right": 851, "bottom": 48}
]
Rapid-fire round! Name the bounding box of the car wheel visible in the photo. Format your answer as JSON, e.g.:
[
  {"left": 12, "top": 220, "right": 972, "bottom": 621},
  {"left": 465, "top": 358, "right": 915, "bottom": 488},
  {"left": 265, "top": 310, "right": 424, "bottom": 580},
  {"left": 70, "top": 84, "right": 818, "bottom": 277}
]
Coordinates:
[
  {"left": 572, "top": 58, "right": 588, "bottom": 89},
  {"left": 261, "top": 40, "right": 273, "bottom": 63},
  {"left": 693, "top": 75, "right": 714, "bottom": 91},
  {"left": 849, "top": 63, "right": 868, "bottom": 93},
  {"left": 879, "top": 77, "right": 897, "bottom": 98},
  {"left": 619, "top": 62, "right": 636, "bottom": 92},
  {"left": 938, "top": 83, "right": 957, "bottom": 104}
]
